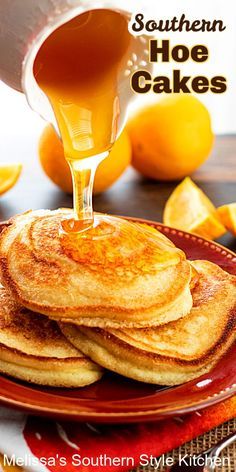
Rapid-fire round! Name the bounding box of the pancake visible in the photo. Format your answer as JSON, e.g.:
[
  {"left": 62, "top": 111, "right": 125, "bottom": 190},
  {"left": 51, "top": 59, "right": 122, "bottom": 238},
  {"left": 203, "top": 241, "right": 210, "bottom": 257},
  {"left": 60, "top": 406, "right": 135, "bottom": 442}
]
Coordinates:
[
  {"left": 61, "top": 261, "right": 236, "bottom": 385},
  {"left": 0, "top": 286, "right": 102, "bottom": 387},
  {"left": 0, "top": 209, "right": 192, "bottom": 328}
]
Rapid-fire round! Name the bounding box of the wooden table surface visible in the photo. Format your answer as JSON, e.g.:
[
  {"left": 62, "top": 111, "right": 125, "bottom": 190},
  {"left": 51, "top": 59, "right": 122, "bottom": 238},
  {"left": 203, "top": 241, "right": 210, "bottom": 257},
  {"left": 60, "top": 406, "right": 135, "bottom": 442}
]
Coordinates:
[{"left": 0, "top": 134, "right": 235, "bottom": 251}]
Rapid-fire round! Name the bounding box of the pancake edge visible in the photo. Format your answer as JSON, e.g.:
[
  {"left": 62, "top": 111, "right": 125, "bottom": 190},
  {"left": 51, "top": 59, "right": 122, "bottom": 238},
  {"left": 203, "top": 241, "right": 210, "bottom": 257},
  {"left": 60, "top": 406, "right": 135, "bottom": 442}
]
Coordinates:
[
  {"left": 60, "top": 306, "right": 236, "bottom": 386},
  {"left": 0, "top": 341, "right": 103, "bottom": 387}
]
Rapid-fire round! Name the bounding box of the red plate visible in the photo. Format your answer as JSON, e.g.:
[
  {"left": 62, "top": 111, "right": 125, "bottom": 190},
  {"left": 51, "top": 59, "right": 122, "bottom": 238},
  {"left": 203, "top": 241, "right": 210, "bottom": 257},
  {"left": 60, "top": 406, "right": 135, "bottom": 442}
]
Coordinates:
[{"left": 0, "top": 218, "right": 235, "bottom": 423}]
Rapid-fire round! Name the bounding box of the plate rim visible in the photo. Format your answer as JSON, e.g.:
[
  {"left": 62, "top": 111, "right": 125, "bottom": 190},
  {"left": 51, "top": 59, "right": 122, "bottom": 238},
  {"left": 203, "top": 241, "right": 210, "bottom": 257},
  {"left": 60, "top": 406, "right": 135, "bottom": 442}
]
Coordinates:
[
  {"left": 0, "top": 217, "right": 235, "bottom": 422},
  {"left": 0, "top": 379, "right": 235, "bottom": 423}
]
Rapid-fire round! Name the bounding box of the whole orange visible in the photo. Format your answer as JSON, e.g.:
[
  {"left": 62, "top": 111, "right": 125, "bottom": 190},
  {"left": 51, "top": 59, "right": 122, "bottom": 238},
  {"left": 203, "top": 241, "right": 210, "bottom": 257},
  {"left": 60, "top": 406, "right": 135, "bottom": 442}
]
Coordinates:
[
  {"left": 128, "top": 95, "right": 214, "bottom": 181},
  {"left": 39, "top": 125, "right": 131, "bottom": 194}
]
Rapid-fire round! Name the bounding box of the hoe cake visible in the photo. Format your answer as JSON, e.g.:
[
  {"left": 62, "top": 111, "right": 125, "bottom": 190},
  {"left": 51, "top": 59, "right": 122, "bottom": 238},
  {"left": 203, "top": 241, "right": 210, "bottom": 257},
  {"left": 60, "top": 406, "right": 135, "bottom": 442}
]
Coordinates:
[
  {"left": 0, "top": 286, "right": 102, "bottom": 387},
  {"left": 0, "top": 209, "right": 193, "bottom": 328},
  {"left": 61, "top": 261, "right": 236, "bottom": 385}
]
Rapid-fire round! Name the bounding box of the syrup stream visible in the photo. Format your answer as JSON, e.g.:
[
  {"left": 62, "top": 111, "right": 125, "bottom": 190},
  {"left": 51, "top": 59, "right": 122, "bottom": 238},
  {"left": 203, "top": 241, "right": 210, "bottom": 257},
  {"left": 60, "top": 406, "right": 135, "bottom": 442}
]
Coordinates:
[
  {"left": 66, "top": 152, "right": 108, "bottom": 232},
  {"left": 33, "top": 9, "right": 132, "bottom": 233}
]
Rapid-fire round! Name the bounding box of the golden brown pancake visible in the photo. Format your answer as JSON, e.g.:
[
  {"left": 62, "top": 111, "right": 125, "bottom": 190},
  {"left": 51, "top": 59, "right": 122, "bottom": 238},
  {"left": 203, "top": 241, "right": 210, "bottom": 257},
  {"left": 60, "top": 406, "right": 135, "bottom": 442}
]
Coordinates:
[
  {"left": 61, "top": 261, "right": 236, "bottom": 385},
  {"left": 0, "top": 209, "right": 192, "bottom": 328},
  {"left": 0, "top": 286, "right": 102, "bottom": 387}
]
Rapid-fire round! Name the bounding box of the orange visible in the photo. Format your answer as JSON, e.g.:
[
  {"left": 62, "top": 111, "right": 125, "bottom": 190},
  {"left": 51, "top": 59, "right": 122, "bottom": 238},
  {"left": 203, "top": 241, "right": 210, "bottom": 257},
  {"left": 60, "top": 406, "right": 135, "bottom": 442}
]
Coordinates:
[
  {"left": 128, "top": 95, "right": 214, "bottom": 181},
  {"left": 0, "top": 164, "right": 22, "bottom": 195},
  {"left": 93, "top": 130, "right": 131, "bottom": 194},
  {"left": 39, "top": 125, "right": 131, "bottom": 195},
  {"left": 164, "top": 177, "right": 226, "bottom": 240},
  {"left": 217, "top": 203, "right": 236, "bottom": 235}
]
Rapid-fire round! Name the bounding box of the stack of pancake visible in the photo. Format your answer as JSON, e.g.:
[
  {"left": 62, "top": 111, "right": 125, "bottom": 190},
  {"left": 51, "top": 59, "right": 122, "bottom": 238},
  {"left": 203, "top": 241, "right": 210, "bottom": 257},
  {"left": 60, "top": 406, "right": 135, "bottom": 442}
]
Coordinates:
[{"left": 0, "top": 208, "right": 235, "bottom": 387}]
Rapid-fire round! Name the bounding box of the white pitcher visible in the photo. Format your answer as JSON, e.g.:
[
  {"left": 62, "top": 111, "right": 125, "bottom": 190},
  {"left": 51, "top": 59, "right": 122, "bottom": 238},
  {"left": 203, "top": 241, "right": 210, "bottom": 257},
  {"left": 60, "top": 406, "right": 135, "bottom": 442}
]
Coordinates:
[{"left": 0, "top": 0, "right": 150, "bottom": 133}]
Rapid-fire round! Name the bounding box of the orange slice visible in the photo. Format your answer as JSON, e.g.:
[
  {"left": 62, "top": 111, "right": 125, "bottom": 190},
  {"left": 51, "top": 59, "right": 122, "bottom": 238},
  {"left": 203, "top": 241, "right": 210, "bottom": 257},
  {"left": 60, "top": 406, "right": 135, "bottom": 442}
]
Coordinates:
[
  {"left": 217, "top": 203, "right": 236, "bottom": 235},
  {"left": 0, "top": 164, "right": 22, "bottom": 195},
  {"left": 163, "top": 177, "right": 226, "bottom": 240},
  {"left": 0, "top": 454, "right": 23, "bottom": 471}
]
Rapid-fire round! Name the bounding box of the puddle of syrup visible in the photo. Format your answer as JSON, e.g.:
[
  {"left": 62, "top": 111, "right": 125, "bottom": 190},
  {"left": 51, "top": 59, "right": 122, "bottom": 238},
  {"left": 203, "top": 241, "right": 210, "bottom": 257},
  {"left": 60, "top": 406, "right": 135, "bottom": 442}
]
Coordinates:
[{"left": 60, "top": 214, "right": 184, "bottom": 273}]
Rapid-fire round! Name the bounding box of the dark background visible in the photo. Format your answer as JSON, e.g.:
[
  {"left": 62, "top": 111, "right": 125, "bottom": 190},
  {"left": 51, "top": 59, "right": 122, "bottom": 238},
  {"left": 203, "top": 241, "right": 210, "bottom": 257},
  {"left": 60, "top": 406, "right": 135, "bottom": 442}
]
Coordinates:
[{"left": 0, "top": 135, "right": 235, "bottom": 252}]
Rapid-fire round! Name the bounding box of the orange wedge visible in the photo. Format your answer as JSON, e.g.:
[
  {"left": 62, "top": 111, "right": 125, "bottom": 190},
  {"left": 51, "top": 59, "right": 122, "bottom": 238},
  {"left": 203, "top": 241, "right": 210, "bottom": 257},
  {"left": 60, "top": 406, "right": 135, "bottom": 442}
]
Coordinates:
[
  {"left": 163, "top": 177, "right": 226, "bottom": 240},
  {"left": 217, "top": 203, "right": 236, "bottom": 235},
  {"left": 0, "top": 454, "right": 23, "bottom": 471},
  {"left": 0, "top": 164, "right": 22, "bottom": 196}
]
